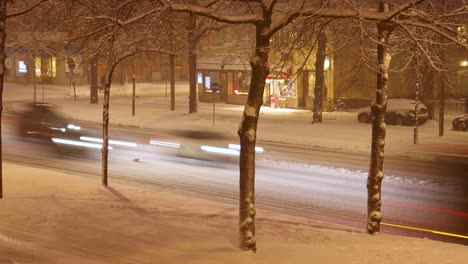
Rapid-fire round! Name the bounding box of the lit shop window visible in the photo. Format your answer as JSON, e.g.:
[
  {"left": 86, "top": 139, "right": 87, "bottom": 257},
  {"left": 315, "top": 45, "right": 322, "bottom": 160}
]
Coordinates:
[
  {"left": 204, "top": 72, "right": 220, "bottom": 93},
  {"left": 51, "top": 57, "right": 56, "bottom": 77},
  {"left": 205, "top": 75, "right": 211, "bottom": 91},
  {"left": 34, "top": 57, "right": 41, "bottom": 77},
  {"left": 232, "top": 71, "right": 250, "bottom": 95},
  {"left": 197, "top": 73, "right": 203, "bottom": 84},
  {"left": 18, "top": 60, "right": 27, "bottom": 73}
]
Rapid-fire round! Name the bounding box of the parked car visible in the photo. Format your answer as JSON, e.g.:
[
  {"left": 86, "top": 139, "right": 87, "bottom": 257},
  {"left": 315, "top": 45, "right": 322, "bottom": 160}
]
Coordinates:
[
  {"left": 452, "top": 115, "right": 468, "bottom": 131},
  {"left": 357, "top": 99, "right": 429, "bottom": 126}
]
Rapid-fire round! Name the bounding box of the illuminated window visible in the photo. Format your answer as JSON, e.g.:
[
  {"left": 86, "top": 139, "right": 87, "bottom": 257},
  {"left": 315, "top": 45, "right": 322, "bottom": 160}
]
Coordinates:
[
  {"left": 205, "top": 76, "right": 211, "bottom": 90},
  {"left": 18, "top": 61, "right": 27, "bottom": 73},
  {"left": 204, "top": 72, "right": 220, "bottom": 93},
  {"left": 324, "top": 59, "right": 330, "bottom": 70},
  {"left": 308, "top": 72, "right": 316, "bottom": 97},
  {"left": 457, "top": 26, "right": 467, "bottom": 43},
  {"left": 34, "top": 57, "right": 41, "bottom": 77},
  {"left": 233, "top": 71, "right": 250, "bottom": 95},
  {"left": 197, "top": 73, "right": 203, "bottom": 84},
  {"left": 51, "top": 57, "right": 56, "bottom": 77}
]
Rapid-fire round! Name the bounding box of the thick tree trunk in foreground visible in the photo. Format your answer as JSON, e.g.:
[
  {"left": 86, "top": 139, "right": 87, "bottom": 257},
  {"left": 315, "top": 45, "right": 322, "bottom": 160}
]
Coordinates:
[
  {"left": 313, "top": 30, "right": 326, "bottom": 123},
  {"left": 238, "top": 18, "right": 271, "bottom": 252},
  {"left": 188, "top": 13, "right": 198, "bottom": 113},
  {"left": 367, "top": 1, "right": 393, "bottom": 235},
  {"left": 0, "top": 0, "right": 6, "bottom": 199}
]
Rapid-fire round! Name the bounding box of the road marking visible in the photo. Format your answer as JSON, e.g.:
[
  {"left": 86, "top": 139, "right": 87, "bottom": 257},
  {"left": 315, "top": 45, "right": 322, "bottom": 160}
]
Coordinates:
[{"left": 382, "top": 222, "right": 468, "bottom": 239}]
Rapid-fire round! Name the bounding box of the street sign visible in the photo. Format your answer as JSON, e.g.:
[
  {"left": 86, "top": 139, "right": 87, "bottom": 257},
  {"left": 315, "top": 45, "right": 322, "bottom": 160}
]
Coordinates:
[
  {"left": 211, "top": 82, "right": 219, "bottom": 93},
  {"left": 67, "top": 58, "right": 76, "bottom": 73}
]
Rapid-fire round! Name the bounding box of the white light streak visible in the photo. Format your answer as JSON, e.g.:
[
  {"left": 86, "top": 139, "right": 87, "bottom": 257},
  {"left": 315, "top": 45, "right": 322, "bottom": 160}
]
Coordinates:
[
  {"left": 80, "top": 136, "right": 137, "bottom": 147},
  {"left": 201, "top": 145, "right": 239, "bottom": 156},
  {"left": 52, "top": 138, "right": 113, "bottom": 149},
  {"left": 67, "top": 124, "right": 81, "bottom": 130},
  {"left": 50, "top": 127, "right": 66, "bottom": 132},
  {"left": 149, "top": 140, "right": 180, "bottom": 148},
  {"left": 228, "top": 144, "right": 264, "bottom": 153}
]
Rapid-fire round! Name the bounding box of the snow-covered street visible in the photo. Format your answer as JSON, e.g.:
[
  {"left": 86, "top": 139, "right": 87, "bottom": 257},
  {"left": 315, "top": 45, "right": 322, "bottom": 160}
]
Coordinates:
[{"left": 1, "top": 82, "right": 467, "bottom": 263}]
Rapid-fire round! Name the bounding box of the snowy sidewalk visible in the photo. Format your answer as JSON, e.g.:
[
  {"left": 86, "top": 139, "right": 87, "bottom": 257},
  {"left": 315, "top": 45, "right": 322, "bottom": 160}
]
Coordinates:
[{"left": 0, "top": 161, "right": 466, "bottom": 263}]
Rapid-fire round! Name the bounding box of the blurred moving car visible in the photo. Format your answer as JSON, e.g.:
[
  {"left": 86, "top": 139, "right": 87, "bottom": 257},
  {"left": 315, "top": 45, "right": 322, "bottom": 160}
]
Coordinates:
[
  {"left": 357, "top": 99, "right": 429, "bottom": 126},
  {"left": 452, "top": 115, "right": 467, "bottom": 131},
  {"left": 17, "top": 102, "right": 85, "bottom": 154}
]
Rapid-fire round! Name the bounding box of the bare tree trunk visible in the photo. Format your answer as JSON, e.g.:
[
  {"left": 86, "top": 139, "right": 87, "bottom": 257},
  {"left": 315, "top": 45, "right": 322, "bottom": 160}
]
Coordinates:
[
  {"left": 438, "top": 77, "right": 445, "bottom": 136},
  {"left": 102, "top": 67, "right": 116, "bottom": 186},
  {"left": 238, "top": 15, "right": 271, "bottom": 252},
  {"left": 188, "top": 13, "right": 198, "bottom": 113},
  {"left": 132, "top": 60, "right": 136, "bottom": 116},
  {"left": 313, "top": 30, "right": 326, "bottom": 123},
  {"left": 439, "top": 0, "right": 448, "bottom": 137},
  {"left": 414, "top": 68, "right": 420, "bottom": 144},
  {"left": 33, "top": 58, "right": 37, "bottom": 103},
  {"left": 0, "top": 0, "right": 6, "bottom": 199},
  {"left": 90, "top": 56, "right": 99, "bottom": 104},
  {"left": 170, "top": 53, "right": 175, "bottom": 111},
  {"left": 367, "top": 0, "right": 393, "bottom": 235}
]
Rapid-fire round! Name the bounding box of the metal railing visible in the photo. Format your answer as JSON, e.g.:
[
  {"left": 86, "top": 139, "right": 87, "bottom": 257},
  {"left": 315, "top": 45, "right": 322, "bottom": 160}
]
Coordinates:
[{"left": 424, "top": 99, "right": 467, "bottom": 118}]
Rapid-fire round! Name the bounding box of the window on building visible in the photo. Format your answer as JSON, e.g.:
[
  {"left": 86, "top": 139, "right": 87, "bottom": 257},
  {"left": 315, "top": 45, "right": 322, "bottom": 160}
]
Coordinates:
[
  {"left": 204, "top": 71, "right": 220, "bottom": 93},
  {"left": 457, "top": 26, "right": 467, "bottom": 43},
  {"left": 51, "top": 57, "right": 57, "bottom": 78},
  {"left": 308, "top": 72, "right": 316, "bottom": 97},
  {"left": 18, "top": 61, "right": 27, "bottom": 73},
  {"left": 197, "top": 72, "right": 203, "bottom": 84},
  {"left": 34, "top": 57, "right": 41, "bottom": 77},
  {"left": 34, "top": 56, "right": 57, "bottom": 78},
  {"left": 233, "top": 71, "right": 250, "bottom": 95}
]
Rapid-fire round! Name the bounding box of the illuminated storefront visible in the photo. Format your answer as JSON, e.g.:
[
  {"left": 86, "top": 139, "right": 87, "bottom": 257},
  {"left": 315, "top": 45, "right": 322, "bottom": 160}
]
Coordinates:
[
  {"left": 264, "top": 71, "right": 292, "bottom": 108},
  {"left": 196, "top": 56, "right": 329, "bottom": 109}
]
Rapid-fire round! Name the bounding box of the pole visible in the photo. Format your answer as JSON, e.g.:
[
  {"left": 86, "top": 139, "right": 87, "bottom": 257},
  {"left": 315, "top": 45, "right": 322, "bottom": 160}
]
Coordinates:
[
  {"left": 213, "top": 95, "right": 216, "bottom": 126},
  {"left": 72, "top": 72, "right": 76, "bottom": 101},
  {"left": 33, "top": 71, "right": 36, "bottom": 103},
  {"left": 439, "top": 81, "right": 444, "bottom": 136},
  {"left": 42, "top": 77, "right": 44, "bottom": 102},
  {"left": 132, "top": 62, "right": 136, "bottom": 116},
  {"left": 90, "top": 56, "right": 99, "bottom": 104},
  {"left": 165, "top": 67, "right": 168, "bottom": 99}
]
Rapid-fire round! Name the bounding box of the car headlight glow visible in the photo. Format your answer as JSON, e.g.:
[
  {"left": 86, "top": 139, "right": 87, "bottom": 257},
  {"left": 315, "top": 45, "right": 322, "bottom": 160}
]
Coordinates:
[{"left": 67, "top": 124, "right": 81, "bottom": 130}]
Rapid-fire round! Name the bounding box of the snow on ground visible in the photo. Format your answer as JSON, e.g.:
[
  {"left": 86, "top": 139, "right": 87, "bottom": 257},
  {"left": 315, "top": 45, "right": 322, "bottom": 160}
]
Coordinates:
[
  {"left": 0, "top": 162, "right": 467, "bottom": 263},
  {"left": 1, "top": 82, "right": 467, "bottom": 262}
]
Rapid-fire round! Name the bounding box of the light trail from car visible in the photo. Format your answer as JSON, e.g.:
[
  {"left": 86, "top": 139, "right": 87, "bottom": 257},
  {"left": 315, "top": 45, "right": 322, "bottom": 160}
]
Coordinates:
[
  {"left": 385, "top": 200, "right": 468, "bottom": 218},
  {"left": 80, "top": 136, "right": 137, "bottom": 147}
]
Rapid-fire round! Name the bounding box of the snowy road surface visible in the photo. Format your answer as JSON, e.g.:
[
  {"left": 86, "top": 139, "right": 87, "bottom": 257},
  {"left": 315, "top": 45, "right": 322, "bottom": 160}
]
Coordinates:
[{"left": 2, "top": 117, "right": 467, "bottom": 246}]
